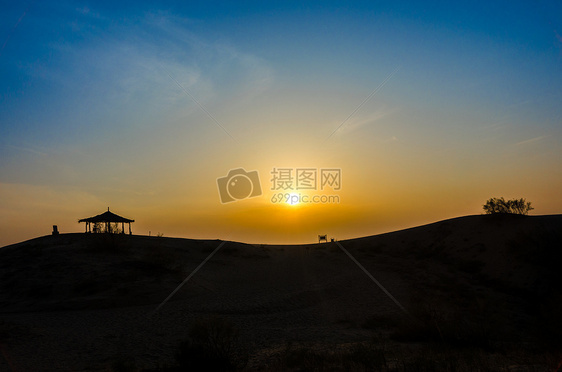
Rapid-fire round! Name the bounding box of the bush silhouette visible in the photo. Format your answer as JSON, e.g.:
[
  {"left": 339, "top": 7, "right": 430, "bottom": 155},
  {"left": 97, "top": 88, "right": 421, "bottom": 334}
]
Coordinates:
[
  {"left": 483, "top": 197, "right": 533, "bottom": 215},
  {"left": 175, "top": 315, "right": 246, "bottom": 371}
]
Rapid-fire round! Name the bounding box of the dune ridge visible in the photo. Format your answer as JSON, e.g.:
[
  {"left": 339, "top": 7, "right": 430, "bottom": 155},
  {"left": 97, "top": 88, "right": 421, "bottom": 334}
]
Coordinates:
[{"left": 0, "top": 214, "right": 560, "bottom": 370}]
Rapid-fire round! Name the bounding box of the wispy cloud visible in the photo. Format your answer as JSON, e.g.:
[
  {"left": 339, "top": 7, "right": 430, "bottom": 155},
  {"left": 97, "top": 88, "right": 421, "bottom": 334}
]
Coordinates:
[
  {"left": 162, "top": 65, "right": 237, "bottom": 142},
  {"left": 23, "top": 7, "right": 274, "bottom": 134},
  {"left": 330, "top": 107, "right": 396, "bottom": 137},
  {"left": 0, "top": 2, "right": 32, "bottom": 57},
  {"left": 75, "top": 6, "right": 104, "bottom": 19},
  {"left": 514, "top": 136, "right": 545, "bottom": 146},
  {"left": 3, "top": 143, "right": 49, "bottom": 157},
  {"left": 555, "top": 30, "right": 562, "bottom": 45},
  {"left": 325, "top": 65, "right": 400, "bottom": 141}
]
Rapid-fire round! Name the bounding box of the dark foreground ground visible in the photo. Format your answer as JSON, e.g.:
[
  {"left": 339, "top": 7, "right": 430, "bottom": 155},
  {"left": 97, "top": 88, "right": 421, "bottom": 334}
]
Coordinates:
[{"left": 0, "top": 214, "right": 561, "bottom": 371}]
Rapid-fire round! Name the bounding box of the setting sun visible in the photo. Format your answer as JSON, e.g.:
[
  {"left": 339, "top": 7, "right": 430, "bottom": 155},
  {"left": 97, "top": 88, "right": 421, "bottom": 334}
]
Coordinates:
[
  {"left": 0, "top": 1, "right": 560, "bottom": 249},
  {"left": 287, "top": 192, "right": 300, "bottom": 206}
]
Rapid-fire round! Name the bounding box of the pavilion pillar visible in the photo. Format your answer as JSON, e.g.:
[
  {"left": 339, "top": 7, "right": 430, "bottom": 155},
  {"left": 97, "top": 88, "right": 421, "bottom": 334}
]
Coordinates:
[{"left": 129, "top": 222, "right": 131, "bottom": 235}]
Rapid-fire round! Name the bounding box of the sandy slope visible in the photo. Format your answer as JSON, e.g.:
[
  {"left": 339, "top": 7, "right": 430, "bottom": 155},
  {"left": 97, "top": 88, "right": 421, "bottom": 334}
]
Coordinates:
[{"left": 0, "top": 214, "right": 560, "bottom": 371}]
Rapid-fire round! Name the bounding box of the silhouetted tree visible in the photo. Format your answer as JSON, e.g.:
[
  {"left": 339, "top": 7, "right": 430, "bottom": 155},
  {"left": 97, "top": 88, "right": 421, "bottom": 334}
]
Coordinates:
[{"left": 483, "top": 197, "right": 533, "bottom": 215}]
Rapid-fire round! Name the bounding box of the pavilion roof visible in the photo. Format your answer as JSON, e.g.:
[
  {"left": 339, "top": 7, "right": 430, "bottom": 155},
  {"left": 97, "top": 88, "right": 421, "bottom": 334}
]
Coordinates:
[{"left": 78, "top": 209, "right": 134, "bottom": 223}]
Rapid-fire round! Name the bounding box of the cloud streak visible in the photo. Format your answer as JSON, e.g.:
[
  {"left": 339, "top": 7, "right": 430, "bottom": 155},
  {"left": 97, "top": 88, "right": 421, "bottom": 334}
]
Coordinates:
[
  {"left": 162, "top": 66, "right": 237, "bottom": 142},
  {"left": 325, "top": 65, "right": 401, "bottom": 142},
  {"left": 514, "top": 136, "right": 545, "bottom": 146},
  {"left": 332, "top": 107, "right": 396, "bottom": 137},
  {"left": 0, "top": 2, "right": 32, "bottom": 57},
  {"left": 17, "top": 7, "right": 274, "bottom": 147}
]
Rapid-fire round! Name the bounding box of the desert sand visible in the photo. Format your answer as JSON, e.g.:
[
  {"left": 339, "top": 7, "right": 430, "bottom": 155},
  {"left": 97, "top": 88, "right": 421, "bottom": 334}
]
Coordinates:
[{"left": 0, "top": 214, "right": 560, "bottom": 371}]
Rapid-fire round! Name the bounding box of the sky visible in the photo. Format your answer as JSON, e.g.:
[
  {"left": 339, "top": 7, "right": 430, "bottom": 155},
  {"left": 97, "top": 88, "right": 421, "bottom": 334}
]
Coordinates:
[{"left": 1, "top": 1, "right": 561, "bottom": 246}]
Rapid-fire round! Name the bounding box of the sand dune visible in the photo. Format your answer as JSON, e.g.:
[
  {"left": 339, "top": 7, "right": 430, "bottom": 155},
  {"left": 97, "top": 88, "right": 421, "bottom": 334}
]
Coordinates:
[{"left": 0, "top": 214, "right": 560, "bottom": 371}]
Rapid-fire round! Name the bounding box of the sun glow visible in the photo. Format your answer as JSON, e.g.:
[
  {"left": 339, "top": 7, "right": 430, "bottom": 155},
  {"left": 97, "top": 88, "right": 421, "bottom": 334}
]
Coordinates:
[{"left": 287, "top": 192, "right": 300, "bottom": 206}]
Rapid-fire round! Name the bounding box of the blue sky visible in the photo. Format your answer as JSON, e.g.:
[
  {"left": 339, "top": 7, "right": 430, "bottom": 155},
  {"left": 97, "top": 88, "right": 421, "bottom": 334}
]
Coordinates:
[{"left": 1, "top": 1, "right": 561, "bottom": 246}]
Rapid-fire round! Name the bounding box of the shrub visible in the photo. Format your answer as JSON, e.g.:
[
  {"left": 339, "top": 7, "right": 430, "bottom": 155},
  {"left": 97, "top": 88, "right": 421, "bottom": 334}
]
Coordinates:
[
  {"left": 345, "top": 343, "right": 387, "bottom": 371},
  {"left": 275, "top": 342, "right": 388, "bottom": 371},
  {"left": 391, "top": 301, "right": 497, "bottom": 350},
  {"left": 483, "top": 197, "right": 533, "bottom": 215},
  {"left": 175, "top": 315, "right": 246, "bottom": 371},
  {"left": 110, "top": 355, "right": 137, "bottom": 372}
]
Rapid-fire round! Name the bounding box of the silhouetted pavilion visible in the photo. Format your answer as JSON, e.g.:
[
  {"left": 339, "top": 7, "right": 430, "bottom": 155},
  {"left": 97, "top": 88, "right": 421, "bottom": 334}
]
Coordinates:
[{"left": 79, "top": 208, "right": 134, "bottom": 234}]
